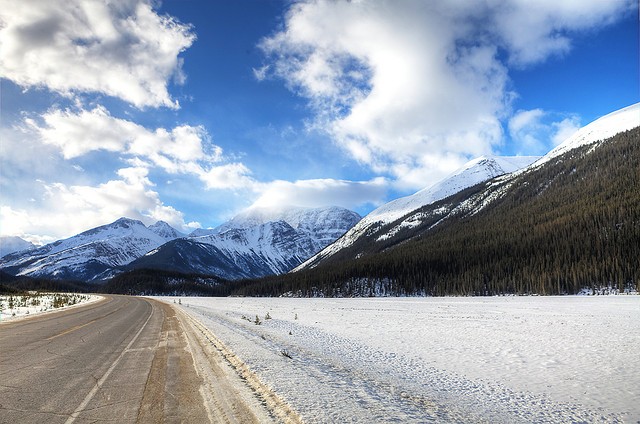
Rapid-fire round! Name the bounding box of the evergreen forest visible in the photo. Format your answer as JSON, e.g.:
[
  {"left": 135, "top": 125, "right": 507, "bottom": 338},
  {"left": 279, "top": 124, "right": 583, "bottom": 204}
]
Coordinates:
[{"left": 234, "top": 128, "right": 640, "bottom": 297}]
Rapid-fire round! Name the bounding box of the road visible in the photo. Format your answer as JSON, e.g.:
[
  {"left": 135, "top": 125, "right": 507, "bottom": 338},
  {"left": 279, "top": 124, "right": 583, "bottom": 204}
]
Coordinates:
[{"left": 0, "top": 295, "right": 288, "bottom": 423}]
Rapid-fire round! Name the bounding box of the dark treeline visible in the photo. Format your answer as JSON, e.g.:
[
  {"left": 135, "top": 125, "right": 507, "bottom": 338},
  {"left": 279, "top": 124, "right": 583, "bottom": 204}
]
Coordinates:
[
  {"left": 234, "top": 128, "right": 640, "bottom": 297},
  {"left": 0, "top": 271, "right": 98, "bottom": 294},
  {"left": 0, "top": 269, "right": 233, "bottom": 296},
  {"left": 102, "top": 268, "right": 235, "bottom": 296}
]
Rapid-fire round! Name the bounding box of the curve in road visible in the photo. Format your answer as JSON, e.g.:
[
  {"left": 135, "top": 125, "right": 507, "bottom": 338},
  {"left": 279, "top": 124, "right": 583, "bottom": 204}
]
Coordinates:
[{"left": 0, "top": 295, "right": 284, "bottom": 423}]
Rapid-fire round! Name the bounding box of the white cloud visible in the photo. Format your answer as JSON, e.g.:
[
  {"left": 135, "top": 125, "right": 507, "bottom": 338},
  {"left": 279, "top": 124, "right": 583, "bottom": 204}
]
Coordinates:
[
  {"left": 259, "top": 0, "right": 631, "bottom": 189},
  {"left": 0, "top": 167, "right": 198, "bottom": 241},
  {"left": 199, "top": 163, "right": 256, "bottom": 190},
  {"left": 508, "top": 109, "right": 581, "bottom": 154},
  {"left": 250, "top": 177, "right": 388, "bottom": 210},
  {"left": 0, "top": 0, "right": 195, "bottom": 108},
  {"left": 25, "top": 106, "right": 245, "bottom": 186},
  {"left": 551, "top": 117, "right": 581, "bottom": 146},
  {"left": 489, "top": 0, "right": 629, "bottom": 67}
]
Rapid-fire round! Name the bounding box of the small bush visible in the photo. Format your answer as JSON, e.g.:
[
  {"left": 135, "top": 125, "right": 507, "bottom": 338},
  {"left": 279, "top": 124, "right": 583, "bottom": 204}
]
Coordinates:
[{"left": 281, "top": 349, "right": 292, "bottom": 359}]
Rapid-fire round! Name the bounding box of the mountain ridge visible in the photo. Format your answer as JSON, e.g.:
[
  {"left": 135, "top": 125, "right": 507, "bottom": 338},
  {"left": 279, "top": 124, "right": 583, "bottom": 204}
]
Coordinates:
[
  {"left": 0, "top": 218, "right": 183, "bottom": 281},
  {"left": 296, "top": 103, "right": 639, "bottom": 272},
  {"left": 128, "top": 206, "right": 361, "bottom": 279}
]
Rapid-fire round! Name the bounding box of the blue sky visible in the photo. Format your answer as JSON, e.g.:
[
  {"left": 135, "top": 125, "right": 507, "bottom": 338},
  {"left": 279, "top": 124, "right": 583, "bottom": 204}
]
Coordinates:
[{"left": 0, "top": 0, "right": 637, "bottom": 244}]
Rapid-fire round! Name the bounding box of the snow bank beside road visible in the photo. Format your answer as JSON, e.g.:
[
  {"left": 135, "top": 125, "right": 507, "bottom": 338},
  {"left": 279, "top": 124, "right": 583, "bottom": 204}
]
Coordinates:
[
  {"left": 164, "top": 296, "right": 639, "bottom": 423},
  {"left": 0, "top": 293, "right": 102, "bottom": 322}
]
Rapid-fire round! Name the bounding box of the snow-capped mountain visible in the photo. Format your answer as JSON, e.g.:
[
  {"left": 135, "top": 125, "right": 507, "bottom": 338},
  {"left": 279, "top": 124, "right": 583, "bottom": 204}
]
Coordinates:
[
  {"left": 0, "top": 218, "right": 183, "bottom": 281},
  {"left": 0, "top": 236, "right": 36, "bottom": 258},
  {"left": 216, "top": 205, "right": 361, "bottom": 245},
  {"left": 148, "top": 220, "right": 185, "bottom": 239},
  {"left": 128, "top": 206, "right": 361, "bottom": 279},
  {"left": 296, "top": 155, "right": 539, "bottom": 270},
  {"left": 296, "top": 103, "right": 639, "bottom": 273}
]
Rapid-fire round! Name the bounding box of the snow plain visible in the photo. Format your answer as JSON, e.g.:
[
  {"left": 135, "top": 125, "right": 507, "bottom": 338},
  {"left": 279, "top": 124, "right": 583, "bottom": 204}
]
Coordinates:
[
  {"left": 0, "top": 293, "right": 101, "bottom": 321},
  {"left": 164, "top": 296, "right": 639, "bottom": 423}
]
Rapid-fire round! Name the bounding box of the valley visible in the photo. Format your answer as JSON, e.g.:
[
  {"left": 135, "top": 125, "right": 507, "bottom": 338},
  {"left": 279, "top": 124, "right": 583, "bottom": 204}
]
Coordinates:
[{"left": 1, "top": 2, "right": 637, "bottom": 423}]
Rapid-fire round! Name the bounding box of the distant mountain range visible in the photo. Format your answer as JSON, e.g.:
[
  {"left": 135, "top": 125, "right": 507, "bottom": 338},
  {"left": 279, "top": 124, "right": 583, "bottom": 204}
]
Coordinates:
[
  {"left": 0, "top": 206, "right": 360, "bottom": 282},
  {"left": 0, "top": 218, "right": 184, "bottom": 281},
  {"left": 127, "top": 206, "right": 361, "bottom": 280}
]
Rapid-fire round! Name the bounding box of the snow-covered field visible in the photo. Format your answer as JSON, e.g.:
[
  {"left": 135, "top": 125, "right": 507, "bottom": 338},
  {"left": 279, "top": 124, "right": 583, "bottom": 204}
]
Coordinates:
[
  {"left": 162, "top": 296, "right": 639, "bottom": 423},
  {"left": 0, "top": 293, "right": 101, "bottom": 321}
]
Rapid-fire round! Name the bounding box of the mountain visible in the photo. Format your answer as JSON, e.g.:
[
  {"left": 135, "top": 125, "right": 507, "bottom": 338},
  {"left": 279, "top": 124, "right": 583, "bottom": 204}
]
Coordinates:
[
  {"left": 296, "top": 155, "right": 539, "bottom": 270},
  {"left": 0, "top": 218, "right": 183, "bottom": 281},
  {"left": 0, "top": 236, "right": 36, "bottom": 258},
  {"left": 233, "top": 104, "right": 639, "bottom": 296},
  {"left": 217, "top": 205, "right": 361, "bottom": 245},
  {"left": 128, "top": 206, "right": 361, "bottom": 279},
  {"left": 297, "top": 103, "right": 639, "bottom": 273}
]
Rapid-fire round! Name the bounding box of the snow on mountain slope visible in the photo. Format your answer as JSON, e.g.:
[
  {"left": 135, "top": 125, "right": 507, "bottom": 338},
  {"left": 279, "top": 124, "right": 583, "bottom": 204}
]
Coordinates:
[
  {"left": 368, "top": 156, "right": 539, "bottom": 226},
  {"left": 0, "top": 236, "right": 36, "bottom": 258},
  {"left": 533, "top": 102, "right": 639, "bottom": 167},
  {"left": 149, "top": 221, "right": 185, "bottom": 239},
  {"left": 296, "top": 104, "right": 639, "bottom": 272},
  {"left": 215, "top": 205, "right": 361, "bottom": 245},
  {"left": 192, "top": 220, "right": 318, "bottom": 278},
  {"left": 132, "top": 206, "right": 361, "bottom": 279},
  {"left": 295, "top": 156, "right": 539, "bottom": 270},
  {"left": 0, "top": 218, "right": 182, "bottom": 281}
]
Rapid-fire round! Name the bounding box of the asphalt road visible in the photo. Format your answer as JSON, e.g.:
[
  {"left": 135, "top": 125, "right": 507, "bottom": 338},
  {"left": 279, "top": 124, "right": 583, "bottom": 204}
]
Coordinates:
[{"left": 0, "top": 295, "right": 279, "bottom": 424}]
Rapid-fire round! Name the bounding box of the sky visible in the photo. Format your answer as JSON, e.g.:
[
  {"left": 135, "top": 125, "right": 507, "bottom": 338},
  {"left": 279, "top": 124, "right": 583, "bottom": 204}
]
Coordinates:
[{"left": 0, "top": 0, "right": 638, "bottom": 244}]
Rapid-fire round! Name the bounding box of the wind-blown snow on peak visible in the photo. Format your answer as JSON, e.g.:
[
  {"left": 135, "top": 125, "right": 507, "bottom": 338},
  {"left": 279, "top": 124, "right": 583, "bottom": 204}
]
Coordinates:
[
  {"left": 295, "top": 155, "right": 539, "bottom": 271},
  {"left": 0, "top": 236, "right": 36, "bottom": 258},
  {"left": 534, "top": 102, "right": 639, "bottom": 167},
  {"left": 218, "top": 205, "right": 360, "bottom": 232}
]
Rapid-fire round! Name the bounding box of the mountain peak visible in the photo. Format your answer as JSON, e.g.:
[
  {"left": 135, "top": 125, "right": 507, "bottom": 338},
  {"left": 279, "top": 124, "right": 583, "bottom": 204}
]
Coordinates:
[
  {"left": 0, "top": 236, "right": 36, "bottom": 258},
  {"left": 218, "top": 205, "right": 360, "bottom": 232},
  {"left": 111, "top": 217, "right": 146, "bottom": 228},
  {"left": 149, "top": 221, "right": 184, "bottom": 239},
  {"left": 294, "top": 154, "right": 539, "bottom": 271},
  {"left": 369, "top": 155, "right": 539, "bottom": 226}
]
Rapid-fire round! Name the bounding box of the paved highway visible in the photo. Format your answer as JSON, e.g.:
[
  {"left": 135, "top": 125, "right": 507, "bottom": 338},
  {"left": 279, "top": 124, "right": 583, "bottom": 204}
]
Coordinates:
[{"left": 0, "top": 295, "right": 280, "bottom": 423}]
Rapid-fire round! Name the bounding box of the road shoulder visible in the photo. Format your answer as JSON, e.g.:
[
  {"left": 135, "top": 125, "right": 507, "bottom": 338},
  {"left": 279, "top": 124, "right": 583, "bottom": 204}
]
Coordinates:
[{"left": 162, "top": 300, "right": 303, "bottom": 423}]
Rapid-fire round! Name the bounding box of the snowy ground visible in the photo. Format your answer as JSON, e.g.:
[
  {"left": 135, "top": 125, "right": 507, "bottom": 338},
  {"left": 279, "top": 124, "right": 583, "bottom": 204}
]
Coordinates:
[
  {"left": 158, "top": 296, "right": 640, "bottom": 423},
  {"left": 0, "top": 293, "right": 101, "bottom": 321}
]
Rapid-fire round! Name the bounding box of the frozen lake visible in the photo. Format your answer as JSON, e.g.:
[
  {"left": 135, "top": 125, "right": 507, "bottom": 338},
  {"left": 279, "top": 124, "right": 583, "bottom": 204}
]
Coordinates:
[{"left": 160, "top": 296, "right": 639, "bottom": 423}]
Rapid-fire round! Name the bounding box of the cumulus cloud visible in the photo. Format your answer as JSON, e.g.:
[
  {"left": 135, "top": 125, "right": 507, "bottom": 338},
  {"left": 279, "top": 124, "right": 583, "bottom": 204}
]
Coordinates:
[
  {"left": 250, "top": 177, "right": 388, "bottom": 210},
  {"left": 258, "top": 0, "right": 631, "bottom": 189},
  {"left": 489, "top": 0, "right": 628, "bottom": 66},
  {"left": 24, "top": 106, "right": 255, "bottom": 189},
  {"left": 199, "top": 163, "right": 256, "bottom": 190},
  {"left": 0, "top": 0, "right": 195, "bottom": 108},
  {"left": 0, "top": 167, "right": 198, "bottom": 242}
]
